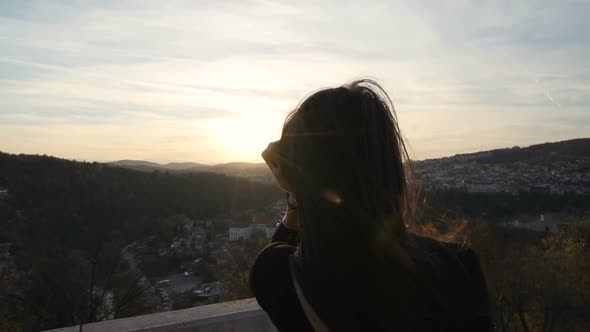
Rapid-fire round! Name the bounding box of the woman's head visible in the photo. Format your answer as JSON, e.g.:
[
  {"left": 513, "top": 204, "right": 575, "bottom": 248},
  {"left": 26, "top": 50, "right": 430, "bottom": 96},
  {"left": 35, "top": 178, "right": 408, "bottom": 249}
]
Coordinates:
[{"left": 274, "top": 79, "right": 414, "bottom": 268}]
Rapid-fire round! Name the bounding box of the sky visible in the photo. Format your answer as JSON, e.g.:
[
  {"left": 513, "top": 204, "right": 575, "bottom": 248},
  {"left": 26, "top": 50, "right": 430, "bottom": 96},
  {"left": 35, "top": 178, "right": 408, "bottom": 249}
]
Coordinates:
[{"left": 0, "top": 0, "right": 588, "bottom": 164}]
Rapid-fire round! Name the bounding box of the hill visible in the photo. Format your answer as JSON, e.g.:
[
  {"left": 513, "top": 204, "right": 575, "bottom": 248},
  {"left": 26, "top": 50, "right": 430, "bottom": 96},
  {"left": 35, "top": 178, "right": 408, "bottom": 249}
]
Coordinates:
[
  {"left": 109, "top": 160, "right": 273, "bottom": 183},
  {"left": 443, "top": 138, "right": 590, "bottom": 164},
  {"left": 0, "top": 152, "right": 282, "bottom": 244},
  {"left": 165, "top": 162, "right": 209, "bottom": 170},
  {"left": 108, "top": 160, "right": 209, "bottom": 172},
  {"left": 0, "top": 152, "right": 283, "bottom": 330},
  {"left": 109, "top": 159, "right": 170, "bottom": 172},
  {"left": 109, "top": 139, "right": 590, "bottom": 183}
]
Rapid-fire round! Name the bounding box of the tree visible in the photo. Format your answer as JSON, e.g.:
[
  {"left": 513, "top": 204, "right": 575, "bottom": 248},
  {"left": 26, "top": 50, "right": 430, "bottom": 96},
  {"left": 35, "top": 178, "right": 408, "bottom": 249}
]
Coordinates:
[{"left": 218, "top": 231, "right": 269, "bottom": 301}]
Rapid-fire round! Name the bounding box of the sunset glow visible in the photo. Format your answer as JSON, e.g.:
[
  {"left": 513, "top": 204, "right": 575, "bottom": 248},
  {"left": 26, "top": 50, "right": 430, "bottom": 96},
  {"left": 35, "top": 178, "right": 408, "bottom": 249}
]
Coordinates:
[{"left": 0, "top": 1, "right": 588, "bottom": 163}]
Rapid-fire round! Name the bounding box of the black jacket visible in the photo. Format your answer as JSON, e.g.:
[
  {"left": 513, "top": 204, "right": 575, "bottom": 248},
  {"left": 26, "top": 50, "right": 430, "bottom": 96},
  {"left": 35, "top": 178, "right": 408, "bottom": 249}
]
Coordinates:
[{"left": 250, "top": 223, "right": 494, "bottom": 332}]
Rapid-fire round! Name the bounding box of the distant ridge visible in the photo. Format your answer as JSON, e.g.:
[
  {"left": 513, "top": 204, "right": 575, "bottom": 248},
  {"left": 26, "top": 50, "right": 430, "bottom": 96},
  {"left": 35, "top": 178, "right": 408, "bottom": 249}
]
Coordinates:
[
  {"left": 109, "top": 138, "right": 590, "bottom": 167},
  {"left": 419, "top": 138, "right": 590, "bottom": 163},
  {"left": 109, "top": 160, "right": 208, "bottom": 169},
  {"left": 84, "top": 138, "right": 590, "bottom": 182},
  {"left": 108, "top": 160, "right": 265, "bottom": 171},
  {"left": 165, "top": 162, "right": 209, "bottom": 170},
  {"left": 108, "top": 160, "right": 272, "bottom": 183},
  {"left": 108, "top": 160, "right": 168, "bottom": 172}
]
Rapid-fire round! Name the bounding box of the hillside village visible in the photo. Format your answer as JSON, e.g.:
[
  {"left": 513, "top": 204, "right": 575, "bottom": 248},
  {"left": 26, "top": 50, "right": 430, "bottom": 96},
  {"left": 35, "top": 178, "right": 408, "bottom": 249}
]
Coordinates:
[
  {"left": 414, "top": 140, "right": 590, "bottom": 195},
  {"left": 119, "top": 199, "right": 286, "bottom": 312}
]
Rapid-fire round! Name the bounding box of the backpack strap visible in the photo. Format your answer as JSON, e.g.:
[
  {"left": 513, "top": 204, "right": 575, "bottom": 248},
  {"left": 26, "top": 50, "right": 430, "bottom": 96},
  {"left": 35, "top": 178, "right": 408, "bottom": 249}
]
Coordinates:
[{"left": 290, "top": 267, "right": 331, "bottom": 332}]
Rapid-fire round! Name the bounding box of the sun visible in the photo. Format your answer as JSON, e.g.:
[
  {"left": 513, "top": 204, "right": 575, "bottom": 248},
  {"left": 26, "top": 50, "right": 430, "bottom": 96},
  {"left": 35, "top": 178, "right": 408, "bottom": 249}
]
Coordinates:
[{"left": 211, "top": 111, "right": 284, "bottom": 162}]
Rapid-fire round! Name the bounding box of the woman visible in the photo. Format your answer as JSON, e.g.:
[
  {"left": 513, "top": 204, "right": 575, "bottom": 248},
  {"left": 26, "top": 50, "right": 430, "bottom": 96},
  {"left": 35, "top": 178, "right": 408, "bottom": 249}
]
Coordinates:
[{"left": 250, "top": 80, "right": 493, "bottom": 332}]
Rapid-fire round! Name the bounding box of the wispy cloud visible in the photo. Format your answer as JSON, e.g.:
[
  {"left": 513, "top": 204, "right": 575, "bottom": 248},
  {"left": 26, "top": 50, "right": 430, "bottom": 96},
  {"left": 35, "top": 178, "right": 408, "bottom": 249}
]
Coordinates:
[{"left": 0, "top": 0, "right": 588, "bottom": 162}]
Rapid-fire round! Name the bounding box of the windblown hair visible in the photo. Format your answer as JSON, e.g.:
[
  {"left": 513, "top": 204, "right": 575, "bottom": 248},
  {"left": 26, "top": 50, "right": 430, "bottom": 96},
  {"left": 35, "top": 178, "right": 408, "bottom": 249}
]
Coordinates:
[
  {"left": 275, "top": 80, "right": 427, "bottom": 326},
  {"left": 280, "top": 79, "right": 413, "bottom": 253},
  {"left": 261, "top": 80, "right": 489, "bottom": 331}
]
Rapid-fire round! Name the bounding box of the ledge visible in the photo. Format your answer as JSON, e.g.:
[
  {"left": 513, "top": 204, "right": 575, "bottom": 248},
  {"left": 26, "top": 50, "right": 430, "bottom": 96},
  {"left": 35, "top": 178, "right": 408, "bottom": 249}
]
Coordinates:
[{"left": 45, "top": 298, "right": 277, "bottom": 332}]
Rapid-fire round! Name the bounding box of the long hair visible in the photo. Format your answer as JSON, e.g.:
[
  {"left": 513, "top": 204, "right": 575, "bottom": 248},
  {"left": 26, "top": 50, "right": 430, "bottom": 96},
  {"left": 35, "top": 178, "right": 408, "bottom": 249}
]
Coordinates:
[
  {"left": 267, "top": 80, "right": 490, "bottom": 331},
  {"left": 277, "top": 80, "right": 425, "bottom": 325}
]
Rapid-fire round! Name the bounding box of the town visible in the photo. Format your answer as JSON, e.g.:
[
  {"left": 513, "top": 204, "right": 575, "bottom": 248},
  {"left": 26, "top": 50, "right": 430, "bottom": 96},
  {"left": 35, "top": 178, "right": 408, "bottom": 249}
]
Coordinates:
[
  {"left": 113, "top": 198, "right": 286, "bottom": 313},
  {"left": 414, "top": 148, "right": 590, "bottom": 195}
]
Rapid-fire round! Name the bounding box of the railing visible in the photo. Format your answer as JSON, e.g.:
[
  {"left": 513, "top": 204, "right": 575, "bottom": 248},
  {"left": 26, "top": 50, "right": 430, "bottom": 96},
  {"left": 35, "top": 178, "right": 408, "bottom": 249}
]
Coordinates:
[{"left": 45, "top": 298, "right": 277, "bottom": 332}]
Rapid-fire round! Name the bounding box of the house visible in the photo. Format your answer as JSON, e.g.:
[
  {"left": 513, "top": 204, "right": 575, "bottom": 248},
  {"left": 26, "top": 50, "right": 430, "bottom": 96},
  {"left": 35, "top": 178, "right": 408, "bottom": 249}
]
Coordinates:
[
  {"left": 505, "top": 214, "right": 572, "bottom": 234},
  {"left": 228, "top": 215, "right": 278, "bottom": 241}
]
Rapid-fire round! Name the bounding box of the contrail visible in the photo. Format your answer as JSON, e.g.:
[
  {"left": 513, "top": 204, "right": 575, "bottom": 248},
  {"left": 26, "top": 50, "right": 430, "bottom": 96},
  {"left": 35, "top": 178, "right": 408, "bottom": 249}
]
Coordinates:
[
  {"left": 545, "top": 91, "right": 561, "bottom": 108},
  {"left": 535, "top": 78, "right": 562, "bottom": 108}
]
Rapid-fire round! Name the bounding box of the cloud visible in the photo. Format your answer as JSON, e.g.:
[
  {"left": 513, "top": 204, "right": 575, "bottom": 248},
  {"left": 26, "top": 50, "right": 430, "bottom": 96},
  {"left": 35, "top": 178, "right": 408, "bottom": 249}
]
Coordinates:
[{"left": 0, "top": 0, "right": 588, "bottom": 162}]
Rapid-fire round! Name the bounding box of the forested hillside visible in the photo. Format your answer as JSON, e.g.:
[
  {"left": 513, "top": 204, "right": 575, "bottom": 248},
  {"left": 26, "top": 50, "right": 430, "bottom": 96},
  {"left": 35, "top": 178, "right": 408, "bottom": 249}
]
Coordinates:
[
  {"left": 0, "top": 151, "right": 281, "bottom": 330},
  {"left": 0, "top": 151, "right": 281, "bottom": 239},
  {"left": 455, "top": 138, "right": 590, "bottom": 164}
]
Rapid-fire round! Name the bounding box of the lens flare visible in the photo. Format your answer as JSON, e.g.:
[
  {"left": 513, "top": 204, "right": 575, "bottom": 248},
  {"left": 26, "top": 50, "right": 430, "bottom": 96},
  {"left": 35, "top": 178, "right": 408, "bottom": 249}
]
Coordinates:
[{"left": 324, "top": 191, "right": 342, "bottom": 205}]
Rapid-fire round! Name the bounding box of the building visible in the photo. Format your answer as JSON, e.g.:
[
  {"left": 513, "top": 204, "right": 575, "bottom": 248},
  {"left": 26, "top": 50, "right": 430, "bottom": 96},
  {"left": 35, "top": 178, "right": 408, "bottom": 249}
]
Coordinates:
[
  {"left": 504, "top": 214, "right": 573, "bottom": 234},
  {"left": 0, "top": 189, "right": 7, "bottom": 198},
  {"left": 229, "top": 224, "right": 276, "bottom": 241},
  {"left": 228, "top": 215, "right": 278, "bottom": 241}
]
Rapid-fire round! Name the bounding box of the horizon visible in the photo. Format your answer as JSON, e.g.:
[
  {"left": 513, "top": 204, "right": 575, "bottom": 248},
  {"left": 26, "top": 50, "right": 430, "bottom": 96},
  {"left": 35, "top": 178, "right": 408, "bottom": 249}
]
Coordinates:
[
  {"left": 1, "top": 1, "right": 589, "bottom": 163},
  {"left": 2, "top": 136, "right": 587, "bottom": 166}
]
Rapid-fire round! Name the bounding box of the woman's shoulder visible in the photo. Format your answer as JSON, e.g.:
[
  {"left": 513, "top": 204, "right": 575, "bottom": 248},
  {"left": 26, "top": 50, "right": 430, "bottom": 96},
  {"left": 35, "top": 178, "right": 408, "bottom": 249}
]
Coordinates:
[
  {"left": 408, "top": 233, "right": 482, "bottom": 277},
  {"left": 249, "top": 242, "right": 314, "bottom": 332},
  {"left": 408, "top": 233, "right": 493, "bottom": 331},
  {"left": 249, "top": 241, "right": 297, "bottom": 297},
  {"left": 252, "top": 241, "right": 297, "bottom": 270}
]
